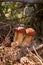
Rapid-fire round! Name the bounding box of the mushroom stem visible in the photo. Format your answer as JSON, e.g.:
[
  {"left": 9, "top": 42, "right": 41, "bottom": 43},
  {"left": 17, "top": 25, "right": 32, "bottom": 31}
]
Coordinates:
[
  {"left": 13, "top": 31, "right": 18, "bottom": 42},
  {"left": 11, "top": 27, "right": 19, "bottom": 48},
  {"left": 22, "top": 35, "right": 32, "bottom": 46},
  {"left": 11, "top": 32, "right": 24, "bottom": 48},
  {"left": 16, "top": 32, "right": 24, "bottom": 46}
]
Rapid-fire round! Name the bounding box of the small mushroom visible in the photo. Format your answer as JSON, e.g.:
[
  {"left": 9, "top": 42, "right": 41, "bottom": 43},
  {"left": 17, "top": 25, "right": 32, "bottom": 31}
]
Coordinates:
[
  {"left": 11, "top": 26, "right": 19, "bottom": 48},
  {"left": 11, "top": 26, "right": 25, "bottom": 48},
  {"left": 22, "top": 28, "right": 36, "bottom": 47},
  {"left": 15, "top": 26, "right": 25, "bottom": 46}
]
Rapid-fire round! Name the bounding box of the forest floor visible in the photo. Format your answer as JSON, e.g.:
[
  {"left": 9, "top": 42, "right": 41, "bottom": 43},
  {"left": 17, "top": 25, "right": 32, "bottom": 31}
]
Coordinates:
[{"left": 0, "top": 22, "right": 43, "bottom": 65}]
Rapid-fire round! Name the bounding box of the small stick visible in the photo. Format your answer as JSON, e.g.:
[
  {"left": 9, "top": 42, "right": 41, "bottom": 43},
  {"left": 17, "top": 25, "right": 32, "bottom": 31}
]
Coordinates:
[
  {"left": 1, "top": 25, "right": 11, "bottom": 46},
  {"left": 35, "top": 44, "right": 43, "bottom": 50},
  {"left": 0, "top": 24, "right": 10, "bottom": 30},
  {"left": 33, "top": 46, "right": 43, "bottom": 61},
  {"left": 27, "top": 48, "right": 43, "bottom": 65},
  {"left": 30, "top": 44, "right": 43, "bottom": 51}
]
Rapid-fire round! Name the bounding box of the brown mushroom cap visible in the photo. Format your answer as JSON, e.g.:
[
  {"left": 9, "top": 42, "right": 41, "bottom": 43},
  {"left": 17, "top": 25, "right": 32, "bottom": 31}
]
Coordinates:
[
  {"left": 13, "top": 26, "right": 26, "bottom": 33},
  {"left": 17, "top": 26, "right": 26, "bottom": 33},
  {"left": 26, "top": 28, "right": 36, "bottom": 36}
]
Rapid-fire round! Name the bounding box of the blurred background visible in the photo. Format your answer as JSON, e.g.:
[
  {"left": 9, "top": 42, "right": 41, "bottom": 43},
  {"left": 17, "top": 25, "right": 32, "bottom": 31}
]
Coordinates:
[{"left": 0, "top": 2, "right": 43, "bottom": 38}]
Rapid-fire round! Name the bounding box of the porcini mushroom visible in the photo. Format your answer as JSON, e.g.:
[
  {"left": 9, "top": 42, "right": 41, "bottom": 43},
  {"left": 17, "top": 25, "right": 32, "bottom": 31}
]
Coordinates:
[
  {"left": 22, "top": 28, "right": 36, "bottom": 47},
  {"left": 11, "top": 25, "right": 19, "bottom": 48},
  {"left": 15, "top": 26, "right": 25, "bottom": 46},
  {"left": 11, "top": 26, "right": 25, "bottom": 48}
]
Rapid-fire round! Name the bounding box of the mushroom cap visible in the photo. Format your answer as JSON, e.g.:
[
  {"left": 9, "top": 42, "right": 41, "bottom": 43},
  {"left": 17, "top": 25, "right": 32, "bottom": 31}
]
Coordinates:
[
  {"left": 17, "top": 26, "right": 26, "bottom": 33},
  {"left": 13, "top": 26, "right": 26, "bottom": 33},
  {"left": 26, "top": 28, "right": 36, "bottom": 36}
]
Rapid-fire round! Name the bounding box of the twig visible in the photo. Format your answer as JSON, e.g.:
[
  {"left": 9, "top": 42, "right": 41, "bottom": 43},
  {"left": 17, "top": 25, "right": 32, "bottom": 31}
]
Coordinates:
[
  {"left": 6, "top": 25, "right": 11, "bottom": 37},
  {"left": 35, "top": 44, "right": 43, "bottom": 50},
  {"left": 27, "top": 48, "right": 43, "bottom": 65},
  {"left": 30, "top": 44, "right": 43, "bottom": 51},
  {"left": 1, "top": 25, "right": 11, "bottom": 46},
  {"left": 0, "top": 22, "right": 6, "bottom": 24},
  {"left": 20, "top": 56, "right": 35, "bottom": 65},
  {"left": 33, "top": 46, "right": 43, "bottom": 61},
  {"left": 0, "top": 24, "right": 10, "bottom": 30}
]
